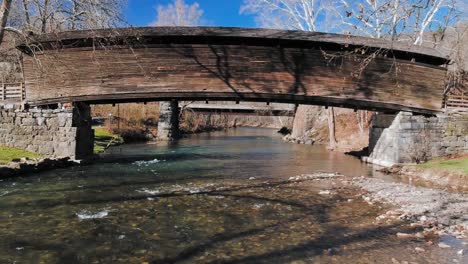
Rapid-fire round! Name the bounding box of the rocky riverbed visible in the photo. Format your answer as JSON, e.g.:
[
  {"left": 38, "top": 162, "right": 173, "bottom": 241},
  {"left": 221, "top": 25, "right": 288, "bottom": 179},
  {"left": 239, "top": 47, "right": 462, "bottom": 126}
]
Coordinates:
[
  {"left": 0, "top": 128, "right": 466, "bottom": 263},
  {"left": 353, "top": 177, "right": 468, "bottom": 240}
]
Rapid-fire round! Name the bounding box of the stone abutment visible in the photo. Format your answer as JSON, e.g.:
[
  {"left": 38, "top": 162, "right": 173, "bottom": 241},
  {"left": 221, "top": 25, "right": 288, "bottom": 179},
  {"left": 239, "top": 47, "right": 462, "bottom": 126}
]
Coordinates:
[
  {"left": 0, "top": 103, "right": 94, "bottom": 160},
  {"left": 366, "top": 111, "right": 468, "bottom": 166}
]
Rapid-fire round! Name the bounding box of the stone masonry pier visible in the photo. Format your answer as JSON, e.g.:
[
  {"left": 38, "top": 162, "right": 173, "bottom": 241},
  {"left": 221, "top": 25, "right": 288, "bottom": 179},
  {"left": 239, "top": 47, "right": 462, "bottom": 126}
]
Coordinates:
[
  {"left": 366, "top": 111, "right": 468, "bottom": 166},
  {"left": 157, "top": 101, "right": 181, "bottom": 141},
  {"left": 0, "top": 103, "right": 94, "bottom": 159}
]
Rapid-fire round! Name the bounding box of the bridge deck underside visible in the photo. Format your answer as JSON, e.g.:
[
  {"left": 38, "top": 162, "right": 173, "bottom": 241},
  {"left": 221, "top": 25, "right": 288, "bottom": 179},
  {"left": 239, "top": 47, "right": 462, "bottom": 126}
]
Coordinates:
[{"left": 23, "top": 43, "right": 446, "bottom": 114}]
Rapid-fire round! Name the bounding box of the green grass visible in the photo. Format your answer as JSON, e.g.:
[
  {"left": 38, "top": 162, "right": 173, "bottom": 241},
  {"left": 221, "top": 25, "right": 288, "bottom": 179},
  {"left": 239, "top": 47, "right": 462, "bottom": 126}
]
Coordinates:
[
  {"left": 418, "top": 156, "right": 468, "bottom": 176},
  {"left": 94, "top": 127, "right": 124, "bottom": 153},
  {"left": 0, "top": 146, "right": 42, "bottom": 165}
]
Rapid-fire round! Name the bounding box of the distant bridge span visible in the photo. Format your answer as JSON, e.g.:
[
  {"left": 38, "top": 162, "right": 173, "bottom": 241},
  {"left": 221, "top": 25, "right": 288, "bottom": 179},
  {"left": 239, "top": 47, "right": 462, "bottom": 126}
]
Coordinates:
[{"left": 18, "top": 27, "right": 449, "bottom": 114}]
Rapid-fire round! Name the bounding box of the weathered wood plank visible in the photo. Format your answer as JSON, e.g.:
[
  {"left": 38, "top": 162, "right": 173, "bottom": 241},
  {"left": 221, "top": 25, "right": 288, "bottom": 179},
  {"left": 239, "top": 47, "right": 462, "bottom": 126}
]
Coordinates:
[
  {"left": 18, "top": 27, "right": 449, "bottom": 63},
  {"left": 19, "top": 28, "right": 448, "bottom": 113}
]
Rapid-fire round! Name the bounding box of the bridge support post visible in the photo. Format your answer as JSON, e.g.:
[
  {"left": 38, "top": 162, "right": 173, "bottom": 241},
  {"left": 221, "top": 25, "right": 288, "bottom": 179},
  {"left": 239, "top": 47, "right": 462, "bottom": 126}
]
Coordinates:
[
  {"left": 284, "top": 105, "right": 322, "bottom": 144},
  {"left": 73, "top": 102, "right": 94, "bottom": 159},
  {"left": 157, "top": 101, "right": 181, "bottom": 141}
]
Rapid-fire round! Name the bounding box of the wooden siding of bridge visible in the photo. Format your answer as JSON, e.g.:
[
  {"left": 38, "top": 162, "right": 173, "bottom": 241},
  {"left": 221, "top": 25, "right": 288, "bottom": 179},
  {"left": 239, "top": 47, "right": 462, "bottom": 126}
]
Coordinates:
[{"left": 22, "top": 40, "right": 446, "bottom": 113}]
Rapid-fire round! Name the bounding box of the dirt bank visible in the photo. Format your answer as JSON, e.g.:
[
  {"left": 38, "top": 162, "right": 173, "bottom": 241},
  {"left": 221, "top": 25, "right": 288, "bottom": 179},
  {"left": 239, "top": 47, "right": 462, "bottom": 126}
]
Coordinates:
[{"left": 284, "top": 106, "right": 372, "bottom": 152}]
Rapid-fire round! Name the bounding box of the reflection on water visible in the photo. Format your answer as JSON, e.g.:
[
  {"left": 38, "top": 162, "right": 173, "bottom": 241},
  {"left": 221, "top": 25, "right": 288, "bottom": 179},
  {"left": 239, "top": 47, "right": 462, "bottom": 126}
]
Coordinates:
[{"left": 0, "top": 128, "right": 459, "bottom": 263}]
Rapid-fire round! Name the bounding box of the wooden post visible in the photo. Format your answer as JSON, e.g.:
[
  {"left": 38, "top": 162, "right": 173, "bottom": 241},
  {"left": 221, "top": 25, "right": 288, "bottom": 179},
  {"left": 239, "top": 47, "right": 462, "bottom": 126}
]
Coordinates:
[{"left": 20, "top": 82, "right": 24, "bottom": 101}]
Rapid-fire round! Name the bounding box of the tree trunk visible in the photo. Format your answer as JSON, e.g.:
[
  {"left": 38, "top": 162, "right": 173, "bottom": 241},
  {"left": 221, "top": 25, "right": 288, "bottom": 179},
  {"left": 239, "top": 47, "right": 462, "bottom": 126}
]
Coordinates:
[
  {"left": 41, "top": 0, "right": 50, "bottom": 33},
  {"left": 327, "top": 107, "right": 337, "bottom": 150},
  {"left": 357, "top": 110, "right": 365, "bottom": 134},
  {"left": 21, "top": 0, "right": 30, "bottom": 28},
  {"left": 0, "top": 0, "right": 13, "bottom": 45}
]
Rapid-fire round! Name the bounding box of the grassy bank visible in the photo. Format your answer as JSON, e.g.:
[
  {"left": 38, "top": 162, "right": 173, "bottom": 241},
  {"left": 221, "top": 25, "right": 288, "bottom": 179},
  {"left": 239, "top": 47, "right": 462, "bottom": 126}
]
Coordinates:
[
  {"left": 0, "top": 146, "right": 42, "bottom": 165},
  {"left": 417, "top": 155, "right": 468, "bottom": 176},
  {"left": 94, "top": 127, "right": 124, "bottom": 153}
]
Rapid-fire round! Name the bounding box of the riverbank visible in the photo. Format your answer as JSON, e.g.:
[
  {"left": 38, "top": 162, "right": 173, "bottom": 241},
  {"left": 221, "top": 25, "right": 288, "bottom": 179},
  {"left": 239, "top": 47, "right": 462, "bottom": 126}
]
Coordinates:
[
  {"left": 0, "top": 128, "right": 122, "bottom": 177},
  {"left": 0, "top": 157, "right": 80, "bottom": 177},
  {"left": 0, "top": 146, "right": 42, "bottom": 165},
  {"left": 353, "top": 177, "right": 468, "bottom": 240},
  {"left": 286, "top": 173, "right": 468, "bottom": 241},
  {"left": 301, "top": 173, "right": 467, "bottom": 259},
  {"left": 379, "top": 155, "right": 468, "bottom": 191},
  {"left": 94, "top": 127, "right": 124, "bottom": 153}
]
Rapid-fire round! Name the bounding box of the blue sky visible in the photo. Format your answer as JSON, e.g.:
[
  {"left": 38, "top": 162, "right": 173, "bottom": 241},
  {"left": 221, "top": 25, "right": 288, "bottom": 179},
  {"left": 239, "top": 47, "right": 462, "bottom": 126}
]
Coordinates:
[{"left": 124, "top": 0, "right": 257, "bottom": 27}]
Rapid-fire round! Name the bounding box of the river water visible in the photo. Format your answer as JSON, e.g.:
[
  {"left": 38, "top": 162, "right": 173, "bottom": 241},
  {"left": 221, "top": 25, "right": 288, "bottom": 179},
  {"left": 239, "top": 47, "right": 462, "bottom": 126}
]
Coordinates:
[{"left": 0, "top": 128, "right": 460, "bottom": 263}]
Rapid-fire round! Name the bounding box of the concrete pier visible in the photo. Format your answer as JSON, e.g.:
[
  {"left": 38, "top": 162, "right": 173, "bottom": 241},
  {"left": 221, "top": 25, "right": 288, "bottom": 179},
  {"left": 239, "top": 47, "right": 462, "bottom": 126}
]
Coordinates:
[{"left": 157, "top": 101, "right": 181, "bottom": 141}]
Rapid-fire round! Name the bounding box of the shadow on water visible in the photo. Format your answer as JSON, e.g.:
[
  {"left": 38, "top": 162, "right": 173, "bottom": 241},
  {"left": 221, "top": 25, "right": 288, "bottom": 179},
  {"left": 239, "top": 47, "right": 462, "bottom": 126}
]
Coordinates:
[
  {"left": 154, "top": 221, "right": 411, "bottom": 264},
  {"left": 1, "top": 178, "right": 332, "bottom": 209}
]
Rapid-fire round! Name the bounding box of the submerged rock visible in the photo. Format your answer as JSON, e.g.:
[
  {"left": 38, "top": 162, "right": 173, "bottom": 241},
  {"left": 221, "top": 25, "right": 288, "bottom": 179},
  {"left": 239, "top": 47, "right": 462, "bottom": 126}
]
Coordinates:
[
  {"left": 414, "top": 247, "right": 426, "bottom": 253},
  {"left": 396, "top": 232, "right": 414, "bottom": 239},
  {"left": 438, "top": 242, "right": 451, "bottom": 248},
  {"left": 76, "top": 209, "right": 110, "bottom": 220}
]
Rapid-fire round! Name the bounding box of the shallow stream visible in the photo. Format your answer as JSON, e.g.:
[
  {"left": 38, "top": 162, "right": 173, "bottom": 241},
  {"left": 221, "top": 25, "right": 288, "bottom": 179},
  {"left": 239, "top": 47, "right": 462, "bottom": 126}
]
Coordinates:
[{"left": 0, "top": 128, "right": 462, "bottom": 263}]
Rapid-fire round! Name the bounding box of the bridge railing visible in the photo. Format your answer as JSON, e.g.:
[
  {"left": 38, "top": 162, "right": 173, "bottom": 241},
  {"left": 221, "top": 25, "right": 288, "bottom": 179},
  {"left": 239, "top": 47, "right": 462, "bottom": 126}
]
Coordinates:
[
  {"left": 1, "top": 83, "right": 25, "bottom": 102},
  {"left": 444, "top": 72, "right": 467, "bottom": 110},
  {"left": 446, "top": 93, "right": 468, "bottom": 109}
]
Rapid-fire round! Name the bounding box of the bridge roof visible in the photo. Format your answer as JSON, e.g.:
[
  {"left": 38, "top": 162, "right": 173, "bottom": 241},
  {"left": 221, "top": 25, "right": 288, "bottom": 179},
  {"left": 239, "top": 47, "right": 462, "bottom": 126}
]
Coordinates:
[{"left": 18, "top": 27, "right": 448, "bottom": 66}]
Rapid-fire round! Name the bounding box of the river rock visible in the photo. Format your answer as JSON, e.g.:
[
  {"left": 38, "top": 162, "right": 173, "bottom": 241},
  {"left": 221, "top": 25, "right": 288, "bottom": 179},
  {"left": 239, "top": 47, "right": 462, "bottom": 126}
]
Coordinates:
[
  {"left": 438, "top": 242, "right": 451, "bottom": 248},
  {"left": 414, "top": 247, "right": 425, "bottom": 253},
  {"left": 396, "top": 232, "right": 414, "bottom": 239}
]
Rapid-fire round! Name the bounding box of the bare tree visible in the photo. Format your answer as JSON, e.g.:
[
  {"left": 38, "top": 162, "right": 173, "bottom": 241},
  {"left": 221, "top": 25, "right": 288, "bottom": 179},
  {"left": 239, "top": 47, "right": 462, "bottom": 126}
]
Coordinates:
[
  {"left": 241, "top": 0, "right": 340, "bottom": 149},
  {"left": 7, "top": 0, "right": 126, "bottom": 34},
  {"left": 458, "top": 1, "right": 468, "bottom": 19},
  {"left": 240, "top": 0, "right": 336, "bottom": 32},
  {"left": 412, "top": 0, "right": 458, "bottom": 45},
  {"left": 335, "top": 0, "right": 460, "bottom": 44},
  {"left": 0, "top": 0, "right": 126, "bottom": 84},
  {"left": 0, "top": 0, "right": 13, "bottom": 44},
  {"left": 327, "top": 107, "right": 337, "bottom": 150},
  {"left": 152, "top": 0, "right": 203, "bottom": 26}
]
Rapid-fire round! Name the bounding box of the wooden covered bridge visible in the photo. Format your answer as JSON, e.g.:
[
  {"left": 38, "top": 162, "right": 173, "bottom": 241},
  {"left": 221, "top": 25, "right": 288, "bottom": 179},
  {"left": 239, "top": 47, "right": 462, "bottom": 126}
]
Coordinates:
[
  {"left": 12, "top": 27, "right": 451, "bottom": 114},
  {"left": 1, "top": 27, "right": 464, "bottom": 160}
]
